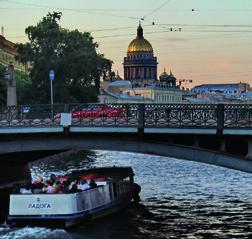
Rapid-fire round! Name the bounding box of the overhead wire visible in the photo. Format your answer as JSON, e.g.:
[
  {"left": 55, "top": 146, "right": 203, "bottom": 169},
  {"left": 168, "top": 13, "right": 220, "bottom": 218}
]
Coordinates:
[
  {"left": 2, "top": 1, "right": 252, "bottom": 33},
  {"left": 1, "top": 0, "right": 140, "bottom": 20},
  {"left": 141, "top": 0, "right": 172, "bottom": 20},
  {"left": 6, "top": 28, "right": 252, "bottom": 41}
]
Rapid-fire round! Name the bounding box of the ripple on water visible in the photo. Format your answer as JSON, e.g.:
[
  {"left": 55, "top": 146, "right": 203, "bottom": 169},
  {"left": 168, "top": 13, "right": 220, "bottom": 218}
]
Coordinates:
[{"left": 0, "top": 227, "right": 71, "bottom": 239}]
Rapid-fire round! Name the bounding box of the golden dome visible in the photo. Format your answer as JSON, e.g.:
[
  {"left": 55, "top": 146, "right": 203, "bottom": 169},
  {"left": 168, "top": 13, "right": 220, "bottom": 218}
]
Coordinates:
[
  {"left": 127, "top": 24, "right": 153, "bottom": 52},
  {"left": 127, "top": 38, "right": 153, "bottom": 52}
]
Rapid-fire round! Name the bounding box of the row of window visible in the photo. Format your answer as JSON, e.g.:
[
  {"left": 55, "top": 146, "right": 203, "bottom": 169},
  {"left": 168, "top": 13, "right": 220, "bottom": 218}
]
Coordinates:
[
  {"left": 154, "top": 94, "right": 182, "bottom": 102},
  {"left": 0, "top": 51, "right": 25, "bottom": 68}
]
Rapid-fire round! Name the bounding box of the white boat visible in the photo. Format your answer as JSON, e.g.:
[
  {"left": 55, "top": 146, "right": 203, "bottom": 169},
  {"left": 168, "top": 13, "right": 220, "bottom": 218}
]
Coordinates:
[{"left": 8, "top": 167, "right": 140, "bottom": 227}]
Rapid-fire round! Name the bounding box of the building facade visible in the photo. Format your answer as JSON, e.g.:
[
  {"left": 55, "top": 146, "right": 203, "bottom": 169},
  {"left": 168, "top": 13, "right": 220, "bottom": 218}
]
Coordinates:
[
  {"left": 123, "top": 24, "right": 158, "bottom": 86},
  {"left": 100, "top": 79, "right": 183, "bottom": 104},
  {"left": 192, "top": 83, "right": 250, "bottom": 96},
  {"left": 0, "top": 35, "right": 27, "bottom": 72}
]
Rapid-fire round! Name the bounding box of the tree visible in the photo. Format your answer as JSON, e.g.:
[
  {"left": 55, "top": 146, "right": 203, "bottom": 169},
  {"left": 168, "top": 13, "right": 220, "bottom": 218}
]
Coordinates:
[
  {"left": 16, "top": 12, "right": 112, "bottom": 104},
  {"left": 14, "top": 70, "right": 31, "bottom": 104}
]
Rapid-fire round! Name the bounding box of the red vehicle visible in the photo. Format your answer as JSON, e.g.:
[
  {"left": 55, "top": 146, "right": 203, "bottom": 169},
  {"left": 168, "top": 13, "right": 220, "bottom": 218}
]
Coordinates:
[{"left": 54, "top": 104, "right": 126, "bottom": 121}]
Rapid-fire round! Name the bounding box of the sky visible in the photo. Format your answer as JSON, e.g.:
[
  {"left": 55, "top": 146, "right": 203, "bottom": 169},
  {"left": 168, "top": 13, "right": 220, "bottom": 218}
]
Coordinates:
[{"left": 0, "top": 0, "right": 252, "bottom": 88}]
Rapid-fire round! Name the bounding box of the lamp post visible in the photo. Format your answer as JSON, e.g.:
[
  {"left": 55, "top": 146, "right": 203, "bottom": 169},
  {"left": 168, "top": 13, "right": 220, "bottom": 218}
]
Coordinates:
[{"left": 49, "top": 69, "right": 55, "bottom": 118}]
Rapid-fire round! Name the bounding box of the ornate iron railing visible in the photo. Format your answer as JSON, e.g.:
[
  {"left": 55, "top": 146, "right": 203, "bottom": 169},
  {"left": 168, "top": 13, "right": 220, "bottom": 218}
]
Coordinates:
[
  {"left": 144, "top": 104, "right": 218, "bottom": 128},
  {"left": 224, "top": 104, "right": 252, "bottom": 128},
  {"left": 0, "top": 103, "right": 252, "bottom": 130},
  {"left": 0, "top": 104, "right": 64, "bottom": 127},
  {"left": 68, "top": 103, "right": 139, "bottom": 127}
]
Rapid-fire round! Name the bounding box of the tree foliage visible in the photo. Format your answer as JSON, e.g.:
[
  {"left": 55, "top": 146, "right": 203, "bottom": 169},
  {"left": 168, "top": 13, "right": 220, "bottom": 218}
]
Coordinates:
[
  {"left": 16, "top": 12, "right": 112, "bottom": 104},
  {"left": 15, "top": 70, "right": 31, "bottom": 104}
]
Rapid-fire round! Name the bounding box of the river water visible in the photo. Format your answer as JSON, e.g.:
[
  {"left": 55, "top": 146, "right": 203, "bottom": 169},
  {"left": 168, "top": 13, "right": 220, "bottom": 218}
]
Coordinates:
[{"left": 0, "top": 150, "right": 251, "bottom": 239}]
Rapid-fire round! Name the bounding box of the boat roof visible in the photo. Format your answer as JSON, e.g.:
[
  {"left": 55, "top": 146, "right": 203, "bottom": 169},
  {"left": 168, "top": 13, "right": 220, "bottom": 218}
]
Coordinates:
[{"left": 68, "top": 167, "right": 134, "bottom": 178}]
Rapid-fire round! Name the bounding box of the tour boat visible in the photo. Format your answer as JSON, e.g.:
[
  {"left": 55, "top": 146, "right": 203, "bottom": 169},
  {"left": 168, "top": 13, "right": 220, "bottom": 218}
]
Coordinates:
[{"left": 8, "top": 167, "right": 140, "bottom": 228}]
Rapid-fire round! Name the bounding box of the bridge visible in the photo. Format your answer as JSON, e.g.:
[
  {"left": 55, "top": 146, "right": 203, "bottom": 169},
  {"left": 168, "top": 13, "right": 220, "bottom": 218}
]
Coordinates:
[{"left": 1, "top": 103, "right": 252, "bottom": 185}]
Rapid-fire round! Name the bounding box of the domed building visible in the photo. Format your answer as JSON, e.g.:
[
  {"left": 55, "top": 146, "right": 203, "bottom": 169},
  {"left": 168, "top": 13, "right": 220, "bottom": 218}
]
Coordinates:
[
  {"left": 123, "top": 24, "right": 158, "bottom": 86},
  {"left": 159, "top": 68, "right": 177, "bottom": 87},
  {"left": 100, "top": 24, "right": 184, "bottom": 104}
]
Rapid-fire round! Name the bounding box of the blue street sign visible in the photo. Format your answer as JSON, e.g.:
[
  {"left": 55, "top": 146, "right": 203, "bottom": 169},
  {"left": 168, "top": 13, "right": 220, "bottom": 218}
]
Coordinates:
[{"left": 49, "top": 70, "right": 55, "bottom": 81}]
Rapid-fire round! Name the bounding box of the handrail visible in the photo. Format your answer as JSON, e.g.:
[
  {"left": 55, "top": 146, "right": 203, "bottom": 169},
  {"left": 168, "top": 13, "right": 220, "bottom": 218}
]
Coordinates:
[{"left": 0, "top": 103, "right": 251, "bottom": 131}]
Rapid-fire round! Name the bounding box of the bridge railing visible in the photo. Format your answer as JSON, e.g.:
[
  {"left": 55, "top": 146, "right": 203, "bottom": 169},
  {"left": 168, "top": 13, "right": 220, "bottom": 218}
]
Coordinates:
[
  {"left": 0, "top": 103, "right": 252, "bottom": 130},
  {"left": 144, "top": 104, "right": 218, "bottom": 128},
  {"left": 224, "top": 104, "right": 252, "bottom": 128},
  {"left": 68, "top": 103, "right": 139, "bottom": 127},
  {"left": 0, "top": 104, "right": 65, "bottom": 127}
]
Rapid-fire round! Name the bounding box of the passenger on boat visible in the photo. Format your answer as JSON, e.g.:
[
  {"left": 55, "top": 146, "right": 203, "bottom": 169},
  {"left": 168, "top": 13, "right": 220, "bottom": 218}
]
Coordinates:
[
  {"left": 48, "top": 174, "right": 57, "bottom": 185},
  {"left": 54, "top": 181, "right": 64, "bottom": 193},
  {"left": 32, "top": 176, "right": 44, "bottom": 194},
  {"left": 77, "top": 179, "right": 90, "bottom": 191},
  {"left": 89, "top": 178, "right": 97, "bottom": 189},
  {"left": 20, "top": 183, "right": 32, "bottom": 194},
  {"left": 44, "top": 181, "right": 57, "bottom": 194},
  {"left": 69, "top": 178, "right": 81, "bottom": 193},
  {"left": 61, "top": 180, "right": 70, "bottom": 193}
]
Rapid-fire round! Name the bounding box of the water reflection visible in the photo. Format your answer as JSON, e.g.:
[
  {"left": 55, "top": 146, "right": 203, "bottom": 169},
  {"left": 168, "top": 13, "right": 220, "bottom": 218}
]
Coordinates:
[{"left": 1, "top": 150, "right": 252, "bottom": 238}]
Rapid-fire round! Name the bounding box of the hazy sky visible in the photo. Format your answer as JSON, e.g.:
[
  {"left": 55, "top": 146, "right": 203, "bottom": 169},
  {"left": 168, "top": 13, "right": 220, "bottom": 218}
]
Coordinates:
[{"left": 1, "top": 0, "right": 252, "bottom": 87}]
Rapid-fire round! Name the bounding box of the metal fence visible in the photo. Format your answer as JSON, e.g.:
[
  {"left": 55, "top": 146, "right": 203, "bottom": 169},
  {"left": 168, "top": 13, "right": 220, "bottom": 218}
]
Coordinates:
[{"left": 0, "top": 103, "right": 252, "bottom": 129}]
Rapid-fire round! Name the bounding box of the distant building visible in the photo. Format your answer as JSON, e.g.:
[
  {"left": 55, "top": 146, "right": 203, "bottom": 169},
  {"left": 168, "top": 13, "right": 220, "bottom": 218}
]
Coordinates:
[
  {"left": 158, "top": 68, "right": 177, "bottom": 87},
  {"left": 0, "top": 35, "right": 28, "bottom": 72},
  {"left": 100, "top": 24, "right": 186, "bottom": 104},
  {"left": 107, "top": 80, "right": 132, "bottom": 94},
  {"left": 99, "top": 70, "right": 183, "bottom": 104},
  {"left": 123, "top": 23, "right": 158, "bottom": 86},
  {"left": 151, "top": 68, "right": 183, "bottom": 103},
  {"left": 190, "top": 83, "right": 251, "bottom": 103},
  {"left": 99, "top": 85, "right": 183, "bottom": 104},
  {"left": 192, "top": 83, "right": 250, "bottom": 96}
]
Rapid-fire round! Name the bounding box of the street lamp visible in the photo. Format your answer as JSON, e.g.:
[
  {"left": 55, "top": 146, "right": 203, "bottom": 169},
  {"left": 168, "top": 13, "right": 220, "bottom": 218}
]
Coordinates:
[{"left": 49, "top": 69, "right": 55, "bottom": 118}]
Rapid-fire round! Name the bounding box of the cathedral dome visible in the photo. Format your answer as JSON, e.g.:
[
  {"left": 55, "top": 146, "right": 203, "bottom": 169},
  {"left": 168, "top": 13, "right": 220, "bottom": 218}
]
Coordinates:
[{"left": 127, "top": 24, "right": 153, "bottom": 52}]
